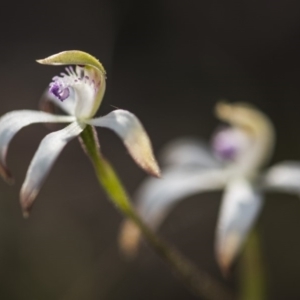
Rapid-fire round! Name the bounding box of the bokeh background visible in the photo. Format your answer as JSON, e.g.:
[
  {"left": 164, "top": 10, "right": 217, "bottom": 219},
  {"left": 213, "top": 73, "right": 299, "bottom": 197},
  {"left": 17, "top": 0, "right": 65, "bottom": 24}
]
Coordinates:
[{"left": 0, "top": 0, "right": 300, "bottom": 299}]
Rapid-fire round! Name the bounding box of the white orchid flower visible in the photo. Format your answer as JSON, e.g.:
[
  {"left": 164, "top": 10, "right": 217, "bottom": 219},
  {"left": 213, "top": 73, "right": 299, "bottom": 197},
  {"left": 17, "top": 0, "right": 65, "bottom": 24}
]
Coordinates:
[
  {"left": 120, "top": 102, "right": 300, "bottom": 273},
  {"left": 0, "top": 50, "right": 159, "bottom": 217}
]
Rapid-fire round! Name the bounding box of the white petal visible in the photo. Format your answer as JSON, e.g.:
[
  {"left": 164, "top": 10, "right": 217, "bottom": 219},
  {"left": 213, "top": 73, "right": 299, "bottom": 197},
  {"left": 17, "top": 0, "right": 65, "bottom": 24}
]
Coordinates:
[
  {"left": 263, "top": 161, "right": 300, "bottom": 195},
  {"left": 88, "top": 109, "right": 160, "bottom": 177},
  {"left": 20, "top": 121, "right": 84, "bottom": 217},
  {"left": 119, "top": 167, "right": 227, "bottom": 255},
  {"left": 0, "top": 110, "right": 75, "bottom": 182},
  {"left": 215, "top": 178, "right": 263, "bottom": 273},
  {"left": 159, "top": 138, "right": 220, "bottom": 168}
]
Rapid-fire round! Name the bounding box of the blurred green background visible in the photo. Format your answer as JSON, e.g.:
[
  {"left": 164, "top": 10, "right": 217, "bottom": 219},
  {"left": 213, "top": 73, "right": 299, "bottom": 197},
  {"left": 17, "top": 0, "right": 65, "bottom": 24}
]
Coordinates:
[{"left": 0, "top": 0, "right": 300, "bottom": 299}]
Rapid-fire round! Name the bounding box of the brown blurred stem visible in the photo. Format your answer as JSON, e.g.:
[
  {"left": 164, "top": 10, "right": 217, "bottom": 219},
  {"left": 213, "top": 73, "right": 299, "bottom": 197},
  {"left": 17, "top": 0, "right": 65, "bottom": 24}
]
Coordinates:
[
  {"left": 239, "top": 226, "right": 267, "bottom": 300},
  {"left": 79, "top": 125, "right": 233, "bottom": 300}
]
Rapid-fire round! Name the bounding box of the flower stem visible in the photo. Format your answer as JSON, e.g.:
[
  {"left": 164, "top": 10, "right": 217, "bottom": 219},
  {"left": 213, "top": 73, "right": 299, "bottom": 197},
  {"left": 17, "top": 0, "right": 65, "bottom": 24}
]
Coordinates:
[
  {"left": 80, "top": 125, "right": 233, "bottom": 300},
  {"left": 239, "top": 226, "right": 267, "bottom": 300}
]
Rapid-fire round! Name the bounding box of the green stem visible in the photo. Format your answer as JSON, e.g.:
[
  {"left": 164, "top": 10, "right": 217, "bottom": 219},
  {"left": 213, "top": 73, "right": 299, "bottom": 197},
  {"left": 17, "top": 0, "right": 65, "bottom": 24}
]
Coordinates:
[
  {"left": 80, "top": 125, "right": 233, "bottom": 300},
  {"left": 239, "top": 226, "right": 267, "bottom": 300}
]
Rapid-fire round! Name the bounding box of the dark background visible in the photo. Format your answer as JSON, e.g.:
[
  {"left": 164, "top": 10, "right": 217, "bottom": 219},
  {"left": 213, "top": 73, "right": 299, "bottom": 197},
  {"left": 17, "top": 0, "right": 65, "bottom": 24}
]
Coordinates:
[{"left": 0, "top": 0, "right": 300, "bottom": 299}]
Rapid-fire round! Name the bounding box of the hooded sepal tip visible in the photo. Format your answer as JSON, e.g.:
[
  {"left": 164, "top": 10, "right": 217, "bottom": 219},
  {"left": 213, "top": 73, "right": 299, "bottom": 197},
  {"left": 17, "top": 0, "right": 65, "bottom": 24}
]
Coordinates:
[
  {"left": 0, "top": 164, "right": 14, "bottom": 185},
  {"left": 118, "top": 219, "right": 142, "bottom": 258},
  {"left": 36, "top": 50, "right": 106, "bottom": 75},
  {"left": 215, "top": 232, "right": 239, "bottom": 277},
  {"left": 20, "top": 187, "right": 38, "bottom": 218}
]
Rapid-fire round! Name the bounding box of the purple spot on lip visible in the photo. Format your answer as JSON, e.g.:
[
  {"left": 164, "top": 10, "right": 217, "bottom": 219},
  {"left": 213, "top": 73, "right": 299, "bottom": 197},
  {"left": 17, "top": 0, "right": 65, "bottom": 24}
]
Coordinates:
[
  {"left": 212, "top": 128, "right": 240, "bottom": 161},
  {"left": 215, "top": 143, "right": 237, "bottom": 160},
  {"left": 49, "top": 82, "right": 70, "bottom": 101}
]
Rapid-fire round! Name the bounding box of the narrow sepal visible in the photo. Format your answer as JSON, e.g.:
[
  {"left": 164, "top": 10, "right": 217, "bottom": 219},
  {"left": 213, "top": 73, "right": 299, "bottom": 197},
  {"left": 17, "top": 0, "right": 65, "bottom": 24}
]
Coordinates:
[
  {"left": 0, "top": 110, "right": 75, "bottom": 183},
  {"left": 139, "top": 168, "right": 226, "bottom": 224},
  {"left": 88, "top": 110, "right": 160, "bottom": 177},
  {"left": 20, "top": 122, "right": 84, "bottom": 217},
  {"left": 119, "top": 168, "right": 227, "bottom": 254},
  {"left": 263, "top": 161, "right": 300, "bottom": 195},
  {"left": 215, "top": 178, "right": 263, "bottom": 274}
]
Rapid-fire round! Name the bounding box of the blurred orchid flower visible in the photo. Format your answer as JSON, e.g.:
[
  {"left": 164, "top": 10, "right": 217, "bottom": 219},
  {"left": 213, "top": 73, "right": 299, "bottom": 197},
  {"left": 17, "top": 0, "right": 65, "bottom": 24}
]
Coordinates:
[
  {"left": 0, "top": 50, "right": 159, "bottom": 217},
  {"left": 120, "top": 101, "right": 300, "bottom": 273}
]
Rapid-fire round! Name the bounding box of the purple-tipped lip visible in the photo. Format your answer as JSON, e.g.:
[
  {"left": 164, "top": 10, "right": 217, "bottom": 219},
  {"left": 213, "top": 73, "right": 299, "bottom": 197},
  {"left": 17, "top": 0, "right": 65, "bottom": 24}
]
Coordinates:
[
  {"left": 214, "top": 143, "right": 237, "bottom": 160},
  {"left": 49, "top": 82, "right": 70, "bottom": 101},
  {"left": 212, "top": 128, "right": 242, "bottom": 161}
]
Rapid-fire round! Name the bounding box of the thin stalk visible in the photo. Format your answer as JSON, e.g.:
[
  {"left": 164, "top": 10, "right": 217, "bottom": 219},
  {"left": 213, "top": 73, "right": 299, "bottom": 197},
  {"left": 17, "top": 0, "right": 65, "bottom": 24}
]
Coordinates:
[
  {"left": 80, "top": 125, "right": 233, "bottom": 300},
  {"left": 239, "top": 226, "right": 267, "bottom": 300}
]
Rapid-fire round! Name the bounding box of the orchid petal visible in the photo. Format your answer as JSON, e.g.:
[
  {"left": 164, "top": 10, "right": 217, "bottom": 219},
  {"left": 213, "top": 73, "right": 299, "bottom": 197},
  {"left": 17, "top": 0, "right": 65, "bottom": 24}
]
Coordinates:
[
  {"left": 119, "top": 167, "right": 228, "bottom": 255},
  {"left": 37, "top": 51, "right": 106, "bottom": 118},
  {"left": 20, "top": 121, "right": 84, "bottom": 217},
  {"left": 215, "top": 178, "right": 263, "bottom": 273},
  {"left": 159, "top": 138, "right": 220, "bottom": 168},
  {"left": 263, "top": 161, "right": 300, "bottom": 195},
  {"left": 88, "top": 109, "right": 160, "bottom": 177},
  {"left": 0, "top": 110, "right": 75, "bottom": 182}
]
